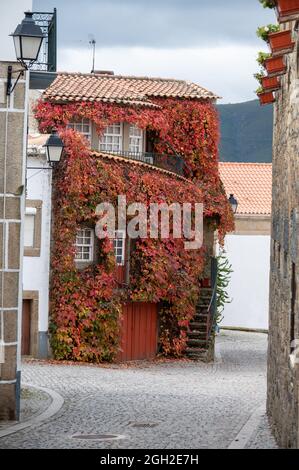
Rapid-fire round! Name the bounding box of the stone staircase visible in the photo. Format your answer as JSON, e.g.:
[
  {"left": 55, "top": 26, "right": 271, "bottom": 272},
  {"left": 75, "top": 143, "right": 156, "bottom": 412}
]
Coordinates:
[{"left": 186, "top": 287, "right": 214, "bottom": 361}]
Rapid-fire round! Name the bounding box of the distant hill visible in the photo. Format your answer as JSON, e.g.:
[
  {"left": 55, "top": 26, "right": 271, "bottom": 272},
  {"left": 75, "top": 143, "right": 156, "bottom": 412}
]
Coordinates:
[{"left": 217, "top": 99, "right": 273, "bottom": 163}]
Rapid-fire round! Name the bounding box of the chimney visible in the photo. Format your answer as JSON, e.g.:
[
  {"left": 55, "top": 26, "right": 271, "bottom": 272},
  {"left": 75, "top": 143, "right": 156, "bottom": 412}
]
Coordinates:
[{"left": 92, "top": 70, "right": 114, "bottom": 76}]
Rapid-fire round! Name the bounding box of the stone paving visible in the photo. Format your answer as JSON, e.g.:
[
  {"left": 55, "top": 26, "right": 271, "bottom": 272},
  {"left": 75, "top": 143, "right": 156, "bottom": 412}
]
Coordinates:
[
  {"left": 0, "top": 387, "right": 51, "bottom": 431},
  {"left": 19, "top": 387, "right": 52, "bottom": 422},
  {"left": 0, "top": 330, "right": 278, "bottom": 449}
]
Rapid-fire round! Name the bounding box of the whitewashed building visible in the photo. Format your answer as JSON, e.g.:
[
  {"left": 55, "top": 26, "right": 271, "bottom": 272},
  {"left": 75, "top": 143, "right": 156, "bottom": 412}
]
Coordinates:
[
  {"left": 219, "top": 162, "right": 272, "bottom": 331},
  {"left": 23, "top": 129, "right": 52, "bottom": 358}
]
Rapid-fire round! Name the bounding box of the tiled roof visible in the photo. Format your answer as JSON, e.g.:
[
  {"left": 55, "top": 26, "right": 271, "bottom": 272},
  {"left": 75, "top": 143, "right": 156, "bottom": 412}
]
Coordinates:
[
  {"left": 43, "top": 72, "right": 219, "bottom": 106},
  {"left": 91, "top": 150, "right": 190, "bottom": 182},
  {"left": 219, "top": 162, "right": 272, "bottom": 216}
]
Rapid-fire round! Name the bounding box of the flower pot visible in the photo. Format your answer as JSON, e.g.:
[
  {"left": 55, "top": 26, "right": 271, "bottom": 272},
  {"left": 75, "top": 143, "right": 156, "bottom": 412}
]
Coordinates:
[
  {"left": 268, "top": 30, "right": 295, "bottom": 55},
  {"left": 264, "top": 55, "right": 286, "bottom": 77},
  {"left": 258, "top": 91, "right": 275, "bottom": 106},
  {"left": 276, "top": 0, "right": 299, "bottom": 22},
  {"left": 261, "top": 76, "right": 281, "bottom": 91}
]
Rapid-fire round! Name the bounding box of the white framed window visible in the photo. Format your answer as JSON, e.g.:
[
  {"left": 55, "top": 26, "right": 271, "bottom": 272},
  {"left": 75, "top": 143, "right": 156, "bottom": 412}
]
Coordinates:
[
  {"left": 129, "top": 124, "right": 143, "bottom": 154},
  {"left": 24, "top": 210, "right": 36, "bottom": 247},
  {"left": 99, "top": 123, "right": 123, "bottom": 152},
  {"left": 113, "top": 230, "right": 126, "bottom": 266},
  {"left": 24, "top": 202, "right": 42, "bottom": 257},
  {"left": 67, "top": 118, "right": 91, "bottom": 143},
  {"left": 75, "top": 228, "right": 94, "bottom": 262}
]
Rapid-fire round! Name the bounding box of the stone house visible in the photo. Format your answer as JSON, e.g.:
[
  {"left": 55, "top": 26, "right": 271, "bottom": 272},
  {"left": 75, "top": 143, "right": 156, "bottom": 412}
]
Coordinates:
[
  {"left": 219, "top": 162, "right": 272, "bottom": 331},
  {"left": 24, "top": 72, "right": 233, "bottom": 364},
  {"left": 265, "top": 11, "right": 299, "bottom": 448},
  {"left": 22, "top": 132, "right": 52, "bottom": 359}
]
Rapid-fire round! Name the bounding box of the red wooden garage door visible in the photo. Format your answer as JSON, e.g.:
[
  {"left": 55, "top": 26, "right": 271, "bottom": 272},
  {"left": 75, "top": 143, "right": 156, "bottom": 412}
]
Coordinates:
[{"left": 119, "top": 302, "right": 158, "bottom": 362}]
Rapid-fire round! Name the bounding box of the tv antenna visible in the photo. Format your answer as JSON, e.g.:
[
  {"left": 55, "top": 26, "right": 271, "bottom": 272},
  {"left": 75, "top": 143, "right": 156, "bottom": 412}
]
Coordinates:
[{"left": 89, "top": 35, "right": 96, "bottom": 73}]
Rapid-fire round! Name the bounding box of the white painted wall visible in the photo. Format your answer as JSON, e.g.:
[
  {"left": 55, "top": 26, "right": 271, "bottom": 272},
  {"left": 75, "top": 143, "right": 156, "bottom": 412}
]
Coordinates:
[
  {"left": 23, "top": 153, "right": 52, "bottom": 332},
  {"left": 0, "top": 0, "right": 33, "bottom": 61},
  {"left": 219, "top": 235, "right": 271, "bottom": 331}
]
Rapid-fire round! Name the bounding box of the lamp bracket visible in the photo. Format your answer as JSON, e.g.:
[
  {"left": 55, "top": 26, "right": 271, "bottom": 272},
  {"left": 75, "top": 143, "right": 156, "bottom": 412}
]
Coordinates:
[{"left": 6, "top": 65, "right": 26, "bottom": 96}]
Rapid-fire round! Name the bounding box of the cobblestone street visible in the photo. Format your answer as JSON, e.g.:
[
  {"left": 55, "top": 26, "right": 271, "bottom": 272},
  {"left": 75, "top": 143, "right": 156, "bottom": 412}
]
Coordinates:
[{"left": 0, "top": 331, "right": 277, "bottom": 449}]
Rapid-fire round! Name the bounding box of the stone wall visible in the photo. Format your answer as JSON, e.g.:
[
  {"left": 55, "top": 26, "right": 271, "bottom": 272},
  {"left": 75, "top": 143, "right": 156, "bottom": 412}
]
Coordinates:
[
  {"left": 0, "top": 61, "right": 27, "bottom": 420},
  {"left": 267, "top": 26, "right": 299, "bottom": 448}
]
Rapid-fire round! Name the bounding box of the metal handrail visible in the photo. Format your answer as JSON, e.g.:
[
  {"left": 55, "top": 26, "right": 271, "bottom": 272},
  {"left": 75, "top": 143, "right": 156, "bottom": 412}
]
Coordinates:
[
  {"left": 205, "top": 258, "right": 218, "bottom": 341},
  {"left": 205, "top": 281, "right": 218, "bottom": 341},
  {"left": 101, "top": 150, "right": 185, "bottom": 176}
]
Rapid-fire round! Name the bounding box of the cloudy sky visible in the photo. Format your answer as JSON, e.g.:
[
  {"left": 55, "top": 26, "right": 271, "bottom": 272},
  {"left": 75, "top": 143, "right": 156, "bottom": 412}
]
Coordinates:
[{"left": 33, "top": 0, "right": 274, "bottom": 103}]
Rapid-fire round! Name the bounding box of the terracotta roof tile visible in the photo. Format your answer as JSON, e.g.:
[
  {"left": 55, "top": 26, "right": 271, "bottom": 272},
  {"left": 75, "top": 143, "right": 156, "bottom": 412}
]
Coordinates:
[
  {"left": 43, "top": 72, "right": 219, "bottom": 105},
  {"left": 219, "top": 162, "right": 272, "bottom": 216},
  {"left": 91, "top": 150, "right": 190, "bottom": 182}
]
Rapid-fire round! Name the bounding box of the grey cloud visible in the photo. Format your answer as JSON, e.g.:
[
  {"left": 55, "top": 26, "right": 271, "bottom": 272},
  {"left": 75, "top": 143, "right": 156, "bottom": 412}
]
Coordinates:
[{"left": 33, "top": 0, "right": 274, "bottom": 49}]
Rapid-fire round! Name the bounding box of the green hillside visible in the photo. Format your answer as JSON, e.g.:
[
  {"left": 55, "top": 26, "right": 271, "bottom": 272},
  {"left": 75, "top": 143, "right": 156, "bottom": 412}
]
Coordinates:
[{"left": 217, "top": 99, "right": 273, "bottom": 163}]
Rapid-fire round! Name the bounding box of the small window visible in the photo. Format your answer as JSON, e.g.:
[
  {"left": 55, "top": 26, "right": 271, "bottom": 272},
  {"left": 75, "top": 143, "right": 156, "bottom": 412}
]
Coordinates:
[
  {"left": 75, "top": 228, "right": 94, "bottom": 262},
  {"left": 99, "top": 123, "right": 123, "bottom": 152},
  {"left": 24, "top": 202, "right": 42, "bottom": 257},
  {"left": 67, "top": 118, "right": 91, "bottom": 143},
  {"left": 24, "top": 213, "right": 35, "bottom": 247},
  {"left": 113, "top": 230, "right": 125, "bottom": 266},
  {"left": 129, "top": 124, "right": 143, "bottom": 154}
]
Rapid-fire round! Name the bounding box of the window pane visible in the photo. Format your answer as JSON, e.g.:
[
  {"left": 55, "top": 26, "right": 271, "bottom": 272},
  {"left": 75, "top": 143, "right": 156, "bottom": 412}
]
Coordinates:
[
  {"left": 99, "top": 123, "right": 122, "bottom": 151},
  {"left": 67, "top": 119, "right": 91, "bottom": 144},
  {"left": 113, "top": 231, "right": 125, "bottom": 265},
  {"left": 75, "top": 228, "right": 93, "bottom": 262},
  {"left": 129, "top": 124, "right": 143, "bottom": 153},
  {"left": 24, "top": 214, "right": 35, "bottom": 247}
]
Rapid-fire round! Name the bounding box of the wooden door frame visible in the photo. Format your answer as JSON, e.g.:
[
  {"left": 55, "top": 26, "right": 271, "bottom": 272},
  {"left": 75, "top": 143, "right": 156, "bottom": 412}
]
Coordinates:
[{"left": 22, "top": 291, "right": 39, "bottom": 357}]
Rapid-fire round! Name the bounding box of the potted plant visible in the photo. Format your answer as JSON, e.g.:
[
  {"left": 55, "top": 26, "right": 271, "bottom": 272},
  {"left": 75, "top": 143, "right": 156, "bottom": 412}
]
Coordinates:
[
  {"left": 254, "top": 71, "right": 265, "bottom": 84},
  {"left": 264, "top": 55, "right": 286, "bottom": 76},
  {"left": 257, "top": 51, "right": 271, "bottom": 67},
  {"left": 276, "top": 0, "right": 299, "bottom": 22},
  {"left": 256, "top": 24, "right": 280, "bottom": 42},
  {"left": 259, "top": 0, "right": 276, "bottom": 7},
  {"left": 257, "top": 87, "right": 276, "bottom": 105},
  {"left": 254, "top": 70, "right": 281, "bottom": 91},
  {"left": 262, "top": 75, "right": 281, "bottom": 91},
  {"left": 259, "top": 0, "right": 299, "bottom": 21},
  {"left": 268, "top": 29, "right": 295, "bottom": 54}
]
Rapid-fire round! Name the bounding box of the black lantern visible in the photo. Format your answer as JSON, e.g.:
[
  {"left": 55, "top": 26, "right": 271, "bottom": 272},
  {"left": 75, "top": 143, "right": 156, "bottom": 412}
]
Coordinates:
[
  {"left": 7, "top": 12, "right": 45, "bottom": 96},
  {"left": 44, "top": 130, "right": 64, "bottom": 166},
  {"left": 228, "top": 194, "right": 238, "bottom": 214},
  {"left": 10, "top": 12, "right": 44, "bottom": 67}
]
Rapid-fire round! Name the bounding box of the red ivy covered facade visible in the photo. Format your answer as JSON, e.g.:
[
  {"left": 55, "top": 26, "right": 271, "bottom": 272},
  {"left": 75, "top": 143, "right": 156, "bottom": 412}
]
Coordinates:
[{"left": 34, "top": 95, "right": 234, "bottom": 362}]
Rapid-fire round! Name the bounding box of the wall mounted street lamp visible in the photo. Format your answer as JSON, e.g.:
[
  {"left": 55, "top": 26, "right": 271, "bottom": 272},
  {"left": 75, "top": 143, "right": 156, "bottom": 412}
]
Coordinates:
[
  {"left": 27, "top": 131, "right": 64, "bottom": 170},
  {"left": 228, "top": 194, "right": 238, "bottom": 214},
  {"left": 43, "top": 130, "right": 64, "bottom": 167},
  {"left": 7, "top": 12, "right": 45, "bottom": 95}
]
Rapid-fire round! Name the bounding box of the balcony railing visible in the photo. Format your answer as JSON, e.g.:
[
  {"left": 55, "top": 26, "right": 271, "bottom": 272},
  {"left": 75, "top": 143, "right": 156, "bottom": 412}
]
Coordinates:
[{"left": 102, "top": 150, "right": 185, "bottom": 176}]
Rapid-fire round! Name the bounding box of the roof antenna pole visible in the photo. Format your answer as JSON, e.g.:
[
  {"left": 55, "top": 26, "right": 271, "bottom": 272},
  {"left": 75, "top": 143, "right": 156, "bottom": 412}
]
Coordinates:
[{"left": 89, "top": 38, "right": 96, "bottom": 73}]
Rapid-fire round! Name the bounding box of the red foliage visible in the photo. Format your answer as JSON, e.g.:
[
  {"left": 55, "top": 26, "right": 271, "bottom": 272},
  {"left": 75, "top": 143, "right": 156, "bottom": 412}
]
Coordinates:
[{"left": 35, "top": 98, "right": 234, "bottom": 361}]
